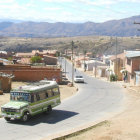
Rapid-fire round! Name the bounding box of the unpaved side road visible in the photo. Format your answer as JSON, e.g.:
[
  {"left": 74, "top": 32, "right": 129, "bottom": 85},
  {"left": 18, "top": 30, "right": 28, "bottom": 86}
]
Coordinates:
[{"left": 66, "top": 86, "right": 140, "bottom": 140}]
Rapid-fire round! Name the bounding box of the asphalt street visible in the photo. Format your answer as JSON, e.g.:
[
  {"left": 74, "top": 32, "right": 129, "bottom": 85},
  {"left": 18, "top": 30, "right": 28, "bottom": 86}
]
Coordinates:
[{"left": 0, "top": 58, "right": 125, "bottom": 140}]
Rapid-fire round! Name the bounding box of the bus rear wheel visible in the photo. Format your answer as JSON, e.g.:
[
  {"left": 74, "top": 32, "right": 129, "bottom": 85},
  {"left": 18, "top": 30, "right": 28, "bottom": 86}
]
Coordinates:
[{"left": 47, "top": 105, "right": 52, "bottom": 114}]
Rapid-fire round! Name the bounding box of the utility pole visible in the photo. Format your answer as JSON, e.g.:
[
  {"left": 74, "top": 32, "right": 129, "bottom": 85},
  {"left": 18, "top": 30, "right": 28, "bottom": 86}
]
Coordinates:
[
  {"left": 65, "top": 49, "right": 67, "bottom": 76},
  {"left": 83, "top": 50, "right": 87, "bottom": 72},
  {"left": 71, "top": 41, "right": 74, "bottom": 86},
  {"left": 95, "top": 59, "right": 97, "bottom": 77},
  {"left": 115, "top": 37, "right": 118, "bottom": 78}
]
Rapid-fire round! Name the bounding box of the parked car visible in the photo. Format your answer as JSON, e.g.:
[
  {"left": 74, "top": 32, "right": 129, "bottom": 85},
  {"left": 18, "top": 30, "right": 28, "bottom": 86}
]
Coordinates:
[{"left": 74, "top": 75, "right": 84, "bottom": 83}]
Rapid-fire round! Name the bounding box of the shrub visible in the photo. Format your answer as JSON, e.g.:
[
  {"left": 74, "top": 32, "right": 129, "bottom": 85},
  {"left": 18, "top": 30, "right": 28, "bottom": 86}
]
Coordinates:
[
  {"left": 31, "top": 56, "right": 42, "bottom": 63},
  {"left": 110, "top": 74, "right": 117, "bottom": 81}
]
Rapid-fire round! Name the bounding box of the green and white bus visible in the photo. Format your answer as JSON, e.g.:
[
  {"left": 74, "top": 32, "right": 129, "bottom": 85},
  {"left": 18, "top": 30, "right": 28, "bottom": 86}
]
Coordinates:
[{"left": 1, "top": 80, "right": 61, "bottom": 122}]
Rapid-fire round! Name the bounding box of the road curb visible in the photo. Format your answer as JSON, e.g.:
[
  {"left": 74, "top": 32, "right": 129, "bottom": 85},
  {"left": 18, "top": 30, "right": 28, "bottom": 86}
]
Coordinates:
[
  {"left": 43, "top": 120, "right": 109, "bottom": 140},
  {"left": 53, "top": 120, "right": 108, "bottom": 140}
]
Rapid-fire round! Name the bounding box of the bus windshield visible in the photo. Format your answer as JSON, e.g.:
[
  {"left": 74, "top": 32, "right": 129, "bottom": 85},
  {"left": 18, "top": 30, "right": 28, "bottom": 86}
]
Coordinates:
[{"left": 10, "top": 92, "right": 30, "bottom": 102}]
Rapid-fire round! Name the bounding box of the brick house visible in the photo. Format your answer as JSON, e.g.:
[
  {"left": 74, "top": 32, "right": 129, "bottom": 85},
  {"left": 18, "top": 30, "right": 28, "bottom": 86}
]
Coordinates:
[{"left": 43, "top": 55, "right": 57, "bottom": 65}]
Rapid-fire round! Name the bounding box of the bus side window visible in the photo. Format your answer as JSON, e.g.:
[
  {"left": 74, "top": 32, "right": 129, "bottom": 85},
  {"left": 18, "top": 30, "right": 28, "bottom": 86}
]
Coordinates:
[
  {"left": 31, "top": 95, "right": 34, "bottom": 103},
  {"left": 51, "top": 89, "right": 55, "bottom": 96},
  {"left": 36, "top": 94, "right": 40, "bottom": 101},
  {"left": 46, "top": 92, "right": 48, "bottom": 98},
  {"left": 39, "top": 92, "right": 46, "bottom": 100},
  {"left": 34, "top": 94, "right": 37, "bottom": 102},
  {"left": 52, "top": 87, "right": 59, "bottom": 96},
  {"left": 47, "top": 89, "right": 53, "bottom": 97}
]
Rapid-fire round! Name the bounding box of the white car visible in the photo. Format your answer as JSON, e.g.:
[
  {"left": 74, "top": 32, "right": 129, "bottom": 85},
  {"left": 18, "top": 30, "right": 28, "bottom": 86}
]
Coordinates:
[{"left": 74, "top": 75, "right": 84, "bottom": 83}]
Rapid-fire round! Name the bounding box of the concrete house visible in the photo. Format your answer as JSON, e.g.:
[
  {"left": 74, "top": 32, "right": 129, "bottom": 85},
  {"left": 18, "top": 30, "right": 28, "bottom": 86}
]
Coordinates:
[
  {"left": 109, "top": 53, "right": 124, "bottom": 81},
  {"left": 124, "top": 51, "right": 140, "bottom": 85}
]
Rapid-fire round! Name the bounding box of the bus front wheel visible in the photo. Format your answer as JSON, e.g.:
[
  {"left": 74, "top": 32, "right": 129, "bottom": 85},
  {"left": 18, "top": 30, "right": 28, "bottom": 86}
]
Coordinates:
[
  {"left": 21, "top": 112, "right": 29, "bottom": 122},
  {"left": 4, "top": 117, "right": 11, "bottom": 121}
]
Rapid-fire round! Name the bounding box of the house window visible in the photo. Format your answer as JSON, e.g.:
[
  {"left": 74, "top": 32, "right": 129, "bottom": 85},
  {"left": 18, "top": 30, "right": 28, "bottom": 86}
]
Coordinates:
[{"left": 127, "top": 58, "right": 131, "bottom": 65}]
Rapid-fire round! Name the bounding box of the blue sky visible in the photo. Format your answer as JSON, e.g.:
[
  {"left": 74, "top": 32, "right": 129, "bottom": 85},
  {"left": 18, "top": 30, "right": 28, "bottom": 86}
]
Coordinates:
[{"left": 0, "top": 0, "right": 140, "bottom": 23}]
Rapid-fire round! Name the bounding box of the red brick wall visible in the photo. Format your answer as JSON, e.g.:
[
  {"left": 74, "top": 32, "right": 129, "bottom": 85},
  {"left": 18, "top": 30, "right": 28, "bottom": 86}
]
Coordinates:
[
  {"left": 0, "top": 65, "right": 62, "bottom": 83},
  {"left": 132, "top": 57, "right": 140, "bottom": 72}
]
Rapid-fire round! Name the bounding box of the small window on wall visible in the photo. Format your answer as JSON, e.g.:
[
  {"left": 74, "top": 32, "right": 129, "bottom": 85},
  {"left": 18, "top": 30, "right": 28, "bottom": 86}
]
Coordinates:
[
  {"left": 127, "top": 58, "right": 131, "bottom": 65},
  {"left": 52, "top": 88, "right": 59, "bottom": 95}
]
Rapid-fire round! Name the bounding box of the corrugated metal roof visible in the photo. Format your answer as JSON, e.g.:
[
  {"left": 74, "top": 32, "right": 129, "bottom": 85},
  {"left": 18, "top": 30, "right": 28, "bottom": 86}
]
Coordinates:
[
  {"left": 126, "top": 51, "right": 140, "bottom": 58},
  {"left": 0, "top": 58, "right": 9, "bottom": 62}
]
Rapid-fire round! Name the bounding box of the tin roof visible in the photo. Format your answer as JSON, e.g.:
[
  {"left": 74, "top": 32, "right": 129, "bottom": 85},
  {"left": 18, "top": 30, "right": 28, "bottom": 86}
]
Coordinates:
[{"left": 126, "top": 51, "right": 140, "bottom": 58}]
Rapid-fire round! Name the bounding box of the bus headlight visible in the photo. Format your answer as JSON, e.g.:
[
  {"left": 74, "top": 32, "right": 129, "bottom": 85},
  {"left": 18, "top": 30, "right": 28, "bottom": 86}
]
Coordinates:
[{"left": 1, "top": 108, "right": 4, "bottom": 112}]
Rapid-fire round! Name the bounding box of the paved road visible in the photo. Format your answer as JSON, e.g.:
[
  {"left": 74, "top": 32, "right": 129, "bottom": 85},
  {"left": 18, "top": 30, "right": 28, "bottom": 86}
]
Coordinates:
[{"left": 0, "top": 58, "right": 125, "bottom": 140}]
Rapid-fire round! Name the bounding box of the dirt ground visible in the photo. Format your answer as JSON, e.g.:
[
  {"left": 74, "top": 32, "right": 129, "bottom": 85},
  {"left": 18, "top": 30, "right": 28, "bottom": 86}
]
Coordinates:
[
  {"left": 66, "top": 71, "right": 140, "bottom": 140},
  {"left": 0, "top": 82, "right": 77, "bottom": 115}
]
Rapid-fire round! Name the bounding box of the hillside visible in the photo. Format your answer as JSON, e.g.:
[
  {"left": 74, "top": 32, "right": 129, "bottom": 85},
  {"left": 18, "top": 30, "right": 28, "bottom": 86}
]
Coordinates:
[
  {"left": 0, "top": 36, "right": 140, "bottom": 55},
  {"left": 0, "top": 15, "right": 140, "bottom": 37}
]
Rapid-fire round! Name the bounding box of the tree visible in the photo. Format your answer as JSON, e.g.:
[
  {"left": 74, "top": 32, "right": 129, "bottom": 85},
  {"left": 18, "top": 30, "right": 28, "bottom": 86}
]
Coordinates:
[{"left": 30, "top": 56, "right": 42, "bottom": 63}]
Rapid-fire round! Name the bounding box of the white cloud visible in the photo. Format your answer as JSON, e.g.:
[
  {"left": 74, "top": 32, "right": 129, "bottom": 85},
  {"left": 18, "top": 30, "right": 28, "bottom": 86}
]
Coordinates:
[
  {"left": 41, "top": 0, "right": 140, "bottom": 5},
  {"left": 0, "top": 0, "right": 15, "bottom": 4},
  {"left": 0, "top": 0, "right": 139, "bottom": 22},
  {"left": 44, "top": 7, "right": 62, "bottom": 11},
  {"left": 42, "top": 0, "right": 75, "bottom": 2}
]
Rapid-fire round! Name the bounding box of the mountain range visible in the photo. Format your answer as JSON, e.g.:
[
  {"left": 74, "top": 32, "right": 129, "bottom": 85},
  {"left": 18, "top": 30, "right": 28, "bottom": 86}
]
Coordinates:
[{"left": 0, "top": 15, "right": 140, "bottom": 37}]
